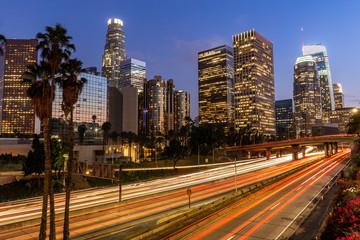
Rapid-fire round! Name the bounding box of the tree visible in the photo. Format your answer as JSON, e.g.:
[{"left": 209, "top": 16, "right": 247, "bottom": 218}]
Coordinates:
[
  {"left": 58, "top": 58, "right": 86, "bottom": 239},
  {"left": 109, "top": 131, "right": 119, "bottom": 145},
  {"left": 121, "top": 131, "right": 137, "bottom": 162},
  {"left": 77, "top": 124, "right": 87, "bottom": 145},
  {"left": 347, "top": 111, "right": 360, "bottom": 137},
  {"left": 0, "top": 34, "right": 6, "bottom": 56},
  {"left": 23, "top": 135, "right": 45, "bottom": 185},
  {"left": 101, "top": 122, "right": 112, "bottom": 162},
  {"left": 164, "top": 139, "right": 190, "bottom": 169}
]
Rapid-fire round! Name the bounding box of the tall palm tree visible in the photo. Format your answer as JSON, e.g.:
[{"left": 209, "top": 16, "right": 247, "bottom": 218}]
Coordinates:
[
  {"left": 0, "top": 34, "right": 6, "bottom": 56},
  {"left": 58, "top": 58, "right": 87, "bottom": 240},
  {"left": 36, "top": 23, "right": 75, "bottom": 240},
  {"left": 101, "top": 122, "right": 112, "bottom": 162}
]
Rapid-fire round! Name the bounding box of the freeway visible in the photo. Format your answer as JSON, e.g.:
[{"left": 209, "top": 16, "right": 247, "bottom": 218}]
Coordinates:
[
  {"left": 164, "top": 150, "right": 350, "bottom": 240},
  {"left": 0, "top": 150, "right": 324, "bottom": 239}
]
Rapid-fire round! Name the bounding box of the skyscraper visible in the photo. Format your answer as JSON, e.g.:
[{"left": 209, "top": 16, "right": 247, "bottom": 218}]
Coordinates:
[
  {"left": 275, "top": 99, "right": 293, "bottom": 139},
  {"left": 0, "top": 39, "right": 38, "bottom": 135},
  {"left": 119, "top": 58, "right": 146, "bottom": 92},
  {"left": 102, "top": 18, "right": 126, "bottom": 87},
  {"left": 303, "top": 45, "right": 335, "bottom": 111},
  {"left": 293, "top": 56, "right": 322, "bottom": 137},
  {"left": 198, "top": 45, "right": 233, "bottom": 127},
  {"left": 174, "top": 90, "right": 190, "bottom": 132},
  {"left": 232, "top": 30, "right": 275, "bottom": 135},
  {"left": 333, "top": 83, "right": 344, "bottom": 109}
]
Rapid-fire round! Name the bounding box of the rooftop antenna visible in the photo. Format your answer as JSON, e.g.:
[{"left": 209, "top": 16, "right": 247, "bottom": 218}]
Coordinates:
[{"left": 301, "top": 27, "right": 304, "bottom": 54}]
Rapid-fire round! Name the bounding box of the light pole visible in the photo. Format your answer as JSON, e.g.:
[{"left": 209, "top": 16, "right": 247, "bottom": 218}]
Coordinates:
[
  {"left": 218, "top": 156, "right": 238, "bottom": 192},
  {"left": 198, "top": 143, "right": 207, "bottom": 168}
]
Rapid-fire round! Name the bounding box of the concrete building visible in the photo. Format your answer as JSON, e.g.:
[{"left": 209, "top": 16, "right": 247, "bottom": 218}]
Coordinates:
[
  {"left": 174, "top": 90, "right": 190, "bottom": 132},
  {"left": 333, "top": 83, "right": 344, "bottom": 109},
  {"left": 0, "top": 39, "right": 38, "bottom": 136},
  {"left": 198, "top": 45, "right": 233, "bottom": 127},
  {"left": 293, "top": 55, "right": 322, "bottom": 137},
  {"left": 232, "top": 30, "right": 275, "bottom": 135},
  {"left": 323, "top": 107, "right": 359, "bottom": 133}
]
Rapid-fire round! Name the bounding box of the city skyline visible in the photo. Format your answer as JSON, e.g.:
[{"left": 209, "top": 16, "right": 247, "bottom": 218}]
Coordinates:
[{"left": 1, "top": 1, "right": 360, "bottom": 118}]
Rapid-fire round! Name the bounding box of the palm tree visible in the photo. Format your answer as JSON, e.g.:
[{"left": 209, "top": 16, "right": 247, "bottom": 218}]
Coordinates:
[
  {"left": 35, "top": 23, "right": 75, "bottom": 240},
  {"left": 0, "top": 34, "right": 6, "bottom": 56},
  {"left": 101, "top": 122, "right": 112, "bottom": 162},
  {"left": 58, "top": 58, "right": 87, "bottom": 240},
  {"left": 122, "top": 131, "right": 137, "bottom": 162}
]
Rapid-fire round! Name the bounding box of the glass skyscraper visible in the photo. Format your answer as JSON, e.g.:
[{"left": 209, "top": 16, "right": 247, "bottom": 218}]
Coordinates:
[
  {"left": 198, "top": 45, "right": 234, "bottom": 127},
  {"left": 102, "top": 18, "right": 126, "bottom": 87},
  {"left": 52, "top": 72, "right": 108, "bottom": 143},
  {"left": 293, "top": 56, "right": 322, "bottom": 137},
  {"left": 233, "top": 30, "right": 275, "bottom": 135},
  {"left": 119, "top": 58, "right": 146, "bottom": 92},
  {"left": 333, "top": 83, "right": 344, "bottom": 109},
  {"left": 275, "top": 99, "right": 293, "bottom": 139},
  {"left": 303, "top": 45, "right": 335, "bottom": 111},
  {"left": 0, "top": 39, "right": 38, "bottom": 135}
]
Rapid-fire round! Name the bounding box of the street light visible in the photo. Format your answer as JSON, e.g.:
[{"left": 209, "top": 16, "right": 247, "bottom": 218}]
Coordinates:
[
  {"left": 198, "top": 143, "right": 207, "bottom": 168},
  {"left": 218, "top": 156, "right": 238, "bottom": 192}
]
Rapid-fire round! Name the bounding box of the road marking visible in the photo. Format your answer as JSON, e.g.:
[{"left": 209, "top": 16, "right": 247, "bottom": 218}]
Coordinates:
[{"left": 270, "top": 202, "right": 282, "bottom": 210}]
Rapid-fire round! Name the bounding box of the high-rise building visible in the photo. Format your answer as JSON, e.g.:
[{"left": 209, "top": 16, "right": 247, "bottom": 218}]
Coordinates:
[
  {"left": 52, "top": 71, "right": 108, "bottom": 143},
  {"left": 275, "top": 99, "right": 293, "bottom": 139},
  {"left": 232, "top": 30, "right": 275, "bottom": 135},
  {"left": 333, "top": 83, "right": 344, "bottom": 109},
  {"left": 303, "top": 45, "right": 335, "bottom": 111},
  {"left": 119, "top": 58, "right": 146, "bottom": 92},
  {"left": 102, "top": 18, "right": 126, "bottom": 87},
  {"left": 323, "top": 107, "right": 359, "bottom": 133},
  {"left": 0, "top": 39, "right": 38, "bottom": 135},
  {"left": 293, "top": 56, "right": 322, "bottom": 137},
  {"left": 198, "top": 45, "right": 233, "bottom": 127},
  {"left": 174, "top": 90, "right": 190, "bottom": 132}
]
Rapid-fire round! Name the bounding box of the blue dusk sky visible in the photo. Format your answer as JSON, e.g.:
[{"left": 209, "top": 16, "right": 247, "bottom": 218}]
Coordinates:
[{"left": 1, "top": 0, "right": 360, "bottom": 118}]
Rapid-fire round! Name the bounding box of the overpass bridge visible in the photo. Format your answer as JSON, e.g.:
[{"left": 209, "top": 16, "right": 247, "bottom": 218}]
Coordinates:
[{"left": 222, "top": 134, "right": 355, "bottom": 160}]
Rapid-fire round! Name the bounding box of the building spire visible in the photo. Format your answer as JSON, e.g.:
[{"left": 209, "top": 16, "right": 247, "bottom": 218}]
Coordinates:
[{"left": 301, "top": 27, "right": 304, "bottom": 55}]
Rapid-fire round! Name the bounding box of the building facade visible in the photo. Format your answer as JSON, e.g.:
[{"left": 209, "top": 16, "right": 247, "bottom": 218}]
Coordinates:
[
  {"left": 52, "top": 72, "right": 108, "bottom": 143},
  {"left": 293, "top": 56, "right": 322, "bottom": 137},
  {"left": 323, "top": 108, "right": 359, "bottom": 133},
  {"left": 198, "top": 45, "right": 233, "bottom": 127},
  {"left": 303, "top": 45, "right": 335, "bottom": 111},
  {"left": 174, "top": 90, "right": 190, "bottom": 132},
  {"left": 102, "top": 18, "right": 126, "bottom": 88},
  {"left": 333, "top": 83, "right": 344, "bottom": 109},
  {"left": 275, "top": 99, "right": 293, "bottom": 139},
  {"left": 119, "top": 58, "right": 146, "bottom": 92},
  {"left": 0, "top": 39, "right": 38, "bottom": 136},
  {"left": 232, "top": 30, "right": 275, "bottom": 135}
]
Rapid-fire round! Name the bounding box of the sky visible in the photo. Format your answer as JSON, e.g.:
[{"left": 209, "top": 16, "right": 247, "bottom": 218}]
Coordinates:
[{"left": 1, "top": 0, "right": 360, "bottom": 118}]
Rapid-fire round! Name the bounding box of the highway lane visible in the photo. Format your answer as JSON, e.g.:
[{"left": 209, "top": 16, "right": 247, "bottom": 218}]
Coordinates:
[
  {"left": 0, "top": 152, "right": 323, "bottom": 239},
  {"left": 165, "top": 150, "right": 350, "bottom": 240}
]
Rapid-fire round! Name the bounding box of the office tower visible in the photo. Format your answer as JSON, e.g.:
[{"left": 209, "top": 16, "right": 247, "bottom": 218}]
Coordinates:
[
  {"left": 174, "top": 90, "right": 190, "bottom": 132},
  {"left": 293, "top": 56, "right": 322, "bottom": 137},
  {"left": 198, "top": 45, "right": 234, "bottom": 127},
  {"left": 275, "top": 99, "right": 293, "bottom": 139},
  {"left": 303, "top": 45, "right": 335, "bottom": 111},
  {"left": 121, "top": 87, "right": 138, "bottom": 134},
  {"left": 139, "top": 76, "right": 177, "bottom": 136},
  {"left": 102, "top": 18, "right": 126, "bottom": 87},
  {"left": 119, "top": 58, "right": 146, "bottom": 92},
  {"left": 323, "top": 108, "right": 359, "bottom": 133},
  {"left": 52, "top": 71, "right": 108, "bottom": 143},
  {"left": 333, "top": 83, "right": 344, "bottom": 109},
  {"left": 232, "top": 30, "right": 275, "bottom": 135},
  {"left": 0, "top": 39, "right": 38, "bottom": 135}
]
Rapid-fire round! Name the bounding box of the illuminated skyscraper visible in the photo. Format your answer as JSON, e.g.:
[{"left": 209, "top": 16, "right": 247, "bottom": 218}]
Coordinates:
[
  {"left": 174, "top": 90, "right": 190, "bottom": 132},
  {"left": 102, "top": 18, "right": 126, "bottom": 87},
  {"left": 119, "top": 58, "right": 146, "bottom": 92},
  {"left": 0, "top": 39, "right": 38, "bottom": 135},
  {"left": 333, "top": 83, "right": 344, "bottom": 109},
  {"left": 232, "top": 30, "right": 275, "bottom": 135},
  {"left": 303, "top": 45, "right": 335, "bottom": 111},
  {"left": 293, "top": 56, "right": 322, "bottom": 137},
  {"left": 275, "top": 99, "right": 293, "bottom": 139},
  {"left": 198, "top": 45, "right": 233, "bottom": 127}
]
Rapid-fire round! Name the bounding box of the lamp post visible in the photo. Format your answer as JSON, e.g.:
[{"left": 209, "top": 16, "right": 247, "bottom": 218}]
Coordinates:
[
  {"left": 198, "top": 143, "right": 207, "bottom": 168},
  {"left": 219, "top": 156, "right": 238, "bottom": 192}
]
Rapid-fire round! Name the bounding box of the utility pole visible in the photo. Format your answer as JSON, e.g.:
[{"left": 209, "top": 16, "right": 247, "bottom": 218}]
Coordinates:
[{"left": 119, "top": 165, "right": 122, "bottom": 202}]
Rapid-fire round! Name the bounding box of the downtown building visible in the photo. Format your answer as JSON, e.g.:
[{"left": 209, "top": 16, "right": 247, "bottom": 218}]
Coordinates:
[
  {"left": 275, "top": 99, "right": 293, "bottom": 139},
  {"left": 119, "top": 58, "right": 146, "bottom": 93},
  {"left": 232, "top": 30, "right": 275, "bottom": 135},
  {"left": 174, "top": 90, "right": 190, "bottom": 132},
  {"left": 198, "top": 45, "right": 234, "bottom": 128},
  {"left": 303, "top": 45, "right": 335, "bottom": 111},
  {"left": 322, "top": 108, "right": 359, "bottom": 133},
  {"left": 333, "top": 83, "right": 344, "bottom": 109},
  {"left": 0, "top": 39, "right": 38, "bottom": 136},
  {"left": 293, "top": 56, "right": 322, "bottom": 137}
]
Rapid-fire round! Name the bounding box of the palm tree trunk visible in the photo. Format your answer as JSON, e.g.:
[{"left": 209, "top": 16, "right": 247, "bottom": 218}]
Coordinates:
[
  {"left": 63, "top": 109, "right": 74, "bottom": 240},
  {"left": 49, "top": 174, "right": 56, "bottom": 240},
  {"left": 39, "top": 118, "right": 51, "bottom": 240}
]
